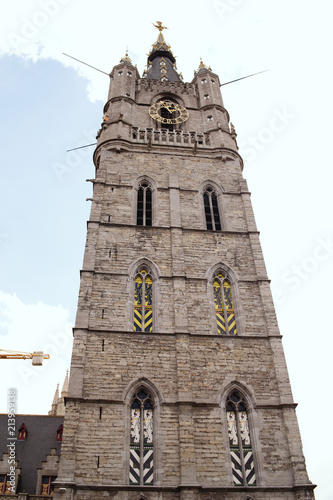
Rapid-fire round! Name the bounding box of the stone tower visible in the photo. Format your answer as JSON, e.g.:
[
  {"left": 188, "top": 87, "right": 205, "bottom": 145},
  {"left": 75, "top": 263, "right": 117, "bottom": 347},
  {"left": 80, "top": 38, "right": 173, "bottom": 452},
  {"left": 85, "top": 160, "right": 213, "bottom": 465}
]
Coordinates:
[{"left": 54, "top": 25, "right": 315, "bottom": 500}]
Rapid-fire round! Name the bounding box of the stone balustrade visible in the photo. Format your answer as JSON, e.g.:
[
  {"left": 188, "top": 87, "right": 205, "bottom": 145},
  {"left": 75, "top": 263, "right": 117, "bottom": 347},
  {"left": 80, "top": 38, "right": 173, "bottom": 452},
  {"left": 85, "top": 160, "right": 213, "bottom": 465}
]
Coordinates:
[{"left": 131, "top": 127, "right": 211, "bottom": 147}]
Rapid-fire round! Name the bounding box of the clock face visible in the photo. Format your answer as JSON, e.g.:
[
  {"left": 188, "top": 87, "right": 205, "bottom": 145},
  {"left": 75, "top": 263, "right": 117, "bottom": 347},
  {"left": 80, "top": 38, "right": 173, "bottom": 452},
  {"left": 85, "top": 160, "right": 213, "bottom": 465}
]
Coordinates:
[{"left": 149, "top": 100, "right": 189, "bottom": 125}]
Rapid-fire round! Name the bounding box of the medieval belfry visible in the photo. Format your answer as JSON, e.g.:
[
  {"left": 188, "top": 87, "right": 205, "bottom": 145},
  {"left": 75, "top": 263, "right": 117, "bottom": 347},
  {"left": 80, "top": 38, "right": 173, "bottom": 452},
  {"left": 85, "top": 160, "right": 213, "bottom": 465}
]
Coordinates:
[{"left": 54, "top": 24, "right": 315, "bottom": 500}]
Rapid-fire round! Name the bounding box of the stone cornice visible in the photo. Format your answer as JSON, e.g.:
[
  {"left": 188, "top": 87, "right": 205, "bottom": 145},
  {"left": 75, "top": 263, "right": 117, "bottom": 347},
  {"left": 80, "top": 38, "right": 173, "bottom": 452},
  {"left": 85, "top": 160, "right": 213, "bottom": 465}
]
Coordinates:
[
  {"left": 53, "top": 481, "right": 316, "bottom": 492},
  {"left": 87, "top": 178, "right": 249, "bottom": 195},
  {"left": 86, "top": 220, "right": 260, "bottom": 237},
  {"left": 93, "top": 141, "right": 243, "bottom": 169},
  {"left": 79, "top": 268, "right": 269, "bottom": 284},
  {"left": 72, "top": 326, "right": 280, "bottom": 339},
  {"left": 64, "top": 396, "right": 297, "bottom": 410}
]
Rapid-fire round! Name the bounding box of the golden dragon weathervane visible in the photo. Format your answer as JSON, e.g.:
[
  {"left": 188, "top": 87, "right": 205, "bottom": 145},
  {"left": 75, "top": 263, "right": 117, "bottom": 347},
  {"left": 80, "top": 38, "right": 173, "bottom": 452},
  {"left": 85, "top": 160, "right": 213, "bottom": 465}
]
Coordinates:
[{"left": 153, "top": 21, "right": 168, "bottom": 33}]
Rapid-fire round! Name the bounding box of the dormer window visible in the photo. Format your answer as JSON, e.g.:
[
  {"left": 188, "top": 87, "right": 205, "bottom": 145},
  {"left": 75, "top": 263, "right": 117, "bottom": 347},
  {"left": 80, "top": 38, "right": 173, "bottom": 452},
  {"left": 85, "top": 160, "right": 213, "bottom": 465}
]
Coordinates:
[
  {"left": 41, "top": 476, "right": 57, "bottom": 496},
  {"left": 57, "top": 424, "right": 63, "bottom": 442},
  {"left": 118, "top": 71, "right": 123, "bottom": 76},
  {"left": 201, "top": 78, "right": 207, "bottom": 83},
  {"left": 207, "top": 115, "right": 213, "bottom": 122},
  {"left": 211, "top": 79, "right": 215, "bottom": 84},
  {"left": 18, "top": 423, "right": 27, "bottom": 440},
  {"left": 0, "top": 475, "right": 12, "bottom": 494},
  {"left": 127, "top": 71, "right": 132, "bottom": 77},
  {"left": 204, "top": 94, "right": 210, "bottom": 100}
]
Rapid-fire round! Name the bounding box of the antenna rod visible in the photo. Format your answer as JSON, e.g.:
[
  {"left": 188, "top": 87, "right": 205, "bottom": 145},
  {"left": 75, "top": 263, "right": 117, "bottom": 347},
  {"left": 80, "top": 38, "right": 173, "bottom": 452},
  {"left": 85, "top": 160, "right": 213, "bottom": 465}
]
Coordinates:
[
  {"left": 220, "top": 69, "right": 269, "bottom": 87},
  {"left": 62, "top": 53, "right": 109, "bottom": 76},
  {"left": 67, "top": 143, "right": 97, "bottom": 153}
]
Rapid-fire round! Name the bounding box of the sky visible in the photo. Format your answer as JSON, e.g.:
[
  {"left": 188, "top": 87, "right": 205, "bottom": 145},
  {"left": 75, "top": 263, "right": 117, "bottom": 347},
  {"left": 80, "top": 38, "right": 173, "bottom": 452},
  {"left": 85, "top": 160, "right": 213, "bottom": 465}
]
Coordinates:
[{"left": 0, "top": 0, "right": 332, "bottom": 498}]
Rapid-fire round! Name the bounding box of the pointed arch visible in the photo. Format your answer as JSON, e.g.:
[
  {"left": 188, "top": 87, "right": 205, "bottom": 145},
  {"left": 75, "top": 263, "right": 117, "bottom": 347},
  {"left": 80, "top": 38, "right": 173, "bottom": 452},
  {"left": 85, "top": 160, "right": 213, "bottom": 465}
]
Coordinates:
[
  {"left": 133, "top": 176, "right": 157, "bottom": 227},
  {"left": 128, "top": 259, "right": 160, "bottom": 333},
  {"left": 206, "top": 262, "right": 243, "bottom": 335},
  {"left": 123, "top": 376, "right": 164, "bottom": 406},
  {"left": 199, "top": 180, "right": 224, "bottom": 231}
]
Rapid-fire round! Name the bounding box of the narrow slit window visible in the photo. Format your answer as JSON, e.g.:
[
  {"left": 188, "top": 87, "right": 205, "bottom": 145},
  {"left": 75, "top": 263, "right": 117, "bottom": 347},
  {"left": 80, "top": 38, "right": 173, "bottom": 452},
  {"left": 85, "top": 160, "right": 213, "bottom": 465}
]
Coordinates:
[
  {"left": 130, "top": 388, "right": 154, "bottom": 485},
  {"left": 137, "top": 182, "right": 152, "bottom": 226},
  {"left": 213, "top": 273, "right": 237, "bottom": 335},
  {"left": 227, "top": 391, "right": 256, "bottom": 486}
]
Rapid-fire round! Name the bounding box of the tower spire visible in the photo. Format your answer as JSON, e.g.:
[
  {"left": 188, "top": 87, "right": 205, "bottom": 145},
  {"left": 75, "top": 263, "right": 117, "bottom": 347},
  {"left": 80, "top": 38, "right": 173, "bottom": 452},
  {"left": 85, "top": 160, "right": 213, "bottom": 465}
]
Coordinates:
[
  {"left": 143, "top": 21, "right": 181, "bottom": 83},
  {"left": 48, "top": 383, "right": 59, "bottom": 416},
  {"left": 61, "top": 369, "right": 69, "bottom": 396}
]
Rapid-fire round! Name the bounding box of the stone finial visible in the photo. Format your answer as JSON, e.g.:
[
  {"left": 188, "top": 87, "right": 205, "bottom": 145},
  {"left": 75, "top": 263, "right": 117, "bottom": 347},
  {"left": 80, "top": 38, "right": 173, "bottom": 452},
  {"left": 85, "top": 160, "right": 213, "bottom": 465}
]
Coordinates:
[
  {"left": 120, "top": 50, "right": 132, "bottom": 64},
  {"left": 195, "top": 59, "right": 212, "bottom": 74},
  {"left": 61, "top": 369, "right": 69, "bottom": 396},
  {"left": 53, "top": 383, "right": 59, "bottom": 405},
  {"left": 48, "top": 383, "right": 59, "bottom": 415}
]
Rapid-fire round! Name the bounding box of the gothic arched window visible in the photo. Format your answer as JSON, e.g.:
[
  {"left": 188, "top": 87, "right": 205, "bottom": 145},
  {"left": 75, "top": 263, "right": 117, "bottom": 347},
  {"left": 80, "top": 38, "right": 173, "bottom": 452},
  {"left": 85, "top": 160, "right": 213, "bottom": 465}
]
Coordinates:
[
  {"left": 213, "top": 273, "right": 237, "bottom": 335},
  {"left": 226, "top": 391, "right": 256, "bottom": 486},
  {"left": 203, "top": 186, "right": 221, "bottom": 230},
  {"left": 137, "top": 182, "right": 152, "bottom": 226},
  {"left": 130, "top": 388, "right": 154, "bottom": 485},
  {"left": 134, "top": 268, "right": 153, "bottom": 332}
]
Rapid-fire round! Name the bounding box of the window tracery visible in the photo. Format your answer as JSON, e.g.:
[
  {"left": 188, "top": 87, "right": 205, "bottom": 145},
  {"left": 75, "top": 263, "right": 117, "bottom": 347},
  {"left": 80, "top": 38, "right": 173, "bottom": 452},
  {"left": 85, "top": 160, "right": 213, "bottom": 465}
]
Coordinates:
[
  {"left": 134, "top": 268, "right": 153, "bottom": 332},
  {"left": 130, "top": 388, "right": 154, "bottom": 485},
  {"left": 203, "top": 186, "right": 221, "bottom": 230},
  {"left": 213, "top": 273, "right": 237, "bottom": 335},
  {"left": 227, "top": 391, "right": 256, "bottom": 486}
]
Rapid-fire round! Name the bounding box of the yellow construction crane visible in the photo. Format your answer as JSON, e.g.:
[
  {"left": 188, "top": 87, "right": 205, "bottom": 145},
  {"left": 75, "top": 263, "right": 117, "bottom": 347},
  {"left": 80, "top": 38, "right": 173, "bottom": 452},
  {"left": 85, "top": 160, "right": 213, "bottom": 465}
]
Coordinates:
[{"left": 0, "top": 350, "right": 50, "bottom": 366}]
